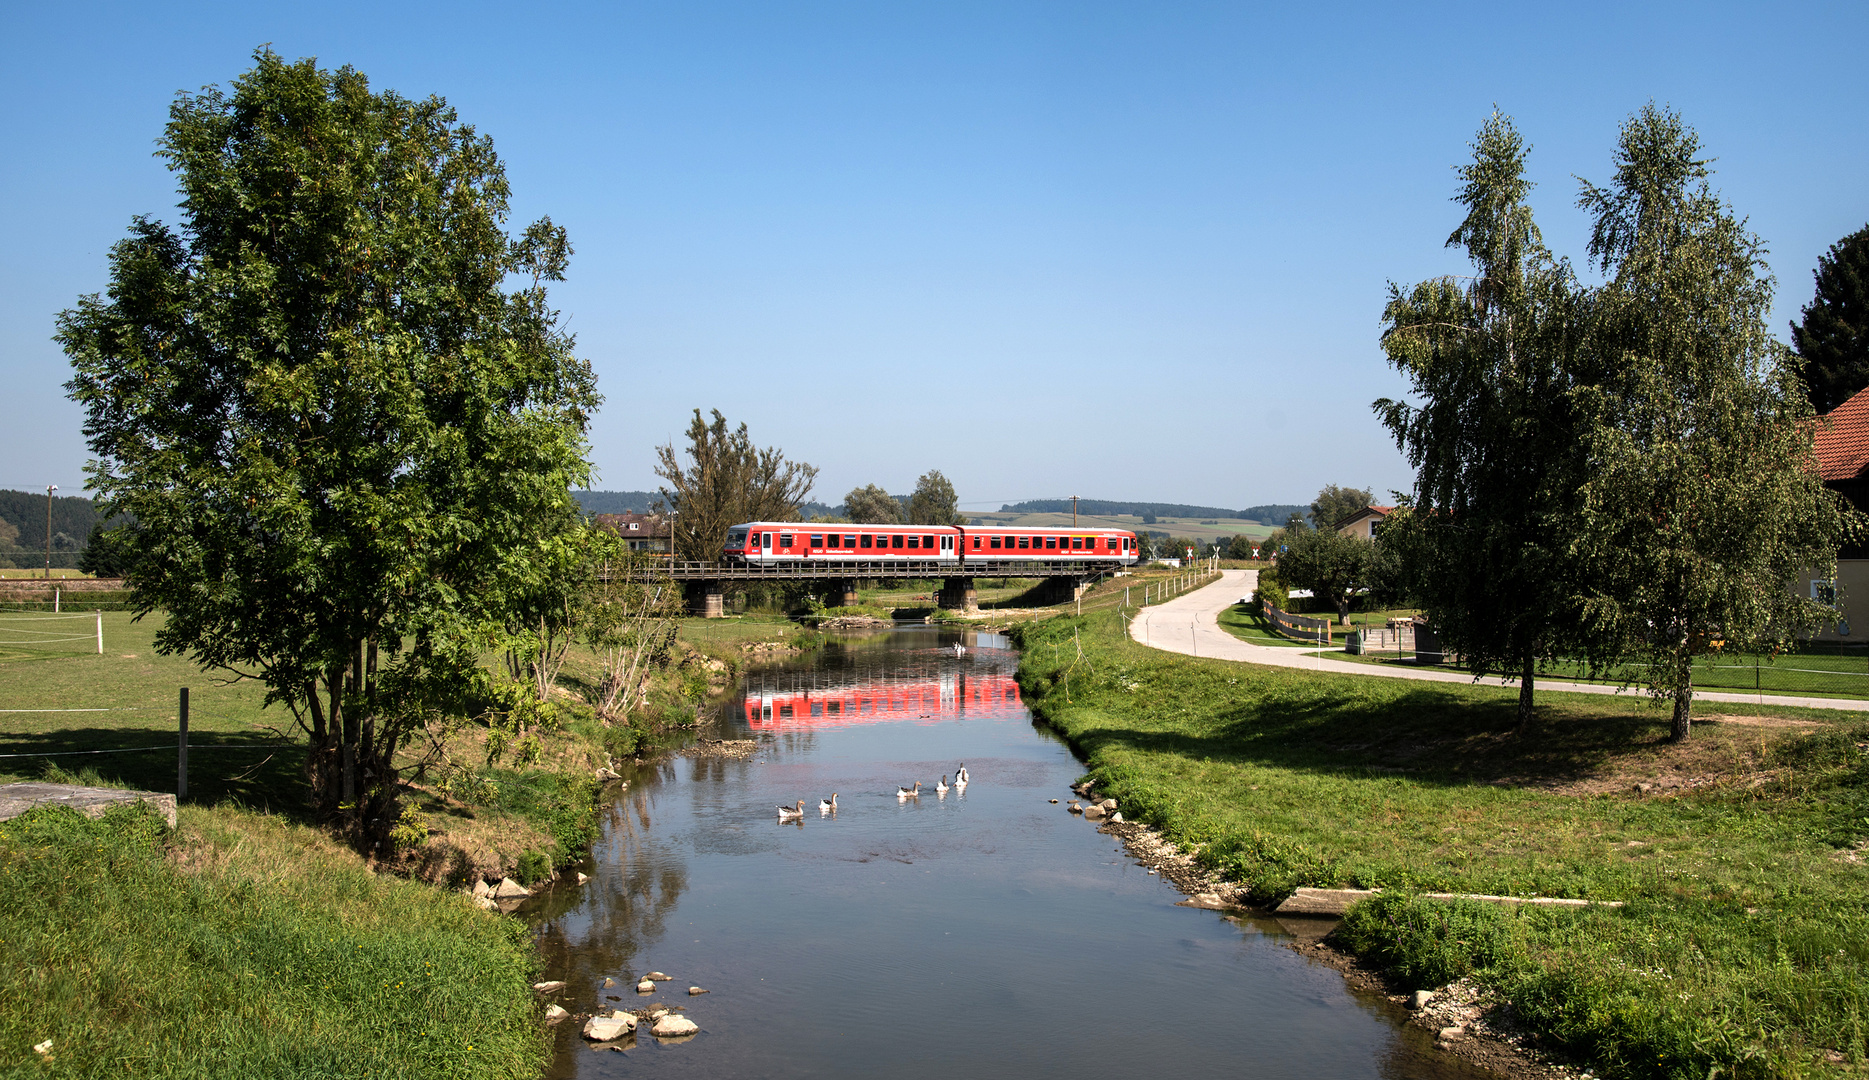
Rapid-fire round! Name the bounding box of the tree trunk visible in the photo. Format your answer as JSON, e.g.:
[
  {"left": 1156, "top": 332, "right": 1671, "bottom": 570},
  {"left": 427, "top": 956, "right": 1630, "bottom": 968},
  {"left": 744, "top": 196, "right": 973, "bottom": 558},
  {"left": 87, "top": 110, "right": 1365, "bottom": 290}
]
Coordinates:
[
  {"left": 1670, "top": 685, "right": 1692, "bottom": 741},
  {"left": 1517, "top": 654, "right": 1535, "bottom": 729}
]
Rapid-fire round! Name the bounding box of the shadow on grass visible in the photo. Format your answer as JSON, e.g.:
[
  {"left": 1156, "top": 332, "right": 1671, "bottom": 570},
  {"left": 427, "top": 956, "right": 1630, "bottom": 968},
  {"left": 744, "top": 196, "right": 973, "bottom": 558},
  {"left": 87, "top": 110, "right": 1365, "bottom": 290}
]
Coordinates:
[{"left": 0, "top": 727, "right": 310, "bottom": 818}]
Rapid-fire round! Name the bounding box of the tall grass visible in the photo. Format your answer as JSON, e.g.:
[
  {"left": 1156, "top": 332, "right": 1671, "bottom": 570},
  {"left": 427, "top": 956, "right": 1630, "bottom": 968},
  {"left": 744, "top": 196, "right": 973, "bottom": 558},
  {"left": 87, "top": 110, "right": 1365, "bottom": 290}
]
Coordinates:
[
  {"left": 1017, "top": 610, "right": 1869, "bottom": 1079},
  {"left": 0, "top": 802, "right": 545, "bottom": 1078}
]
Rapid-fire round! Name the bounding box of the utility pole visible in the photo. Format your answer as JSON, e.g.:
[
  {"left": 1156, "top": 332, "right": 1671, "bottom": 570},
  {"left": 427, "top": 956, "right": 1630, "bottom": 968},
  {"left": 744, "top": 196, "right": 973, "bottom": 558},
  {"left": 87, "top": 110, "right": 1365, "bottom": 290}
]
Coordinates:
[
  {"left": 1071, "top": 495, "right": 1078, "bottom": 527},
  {"left": 44, "top": 485, "right": 57, "bottom": 579}
]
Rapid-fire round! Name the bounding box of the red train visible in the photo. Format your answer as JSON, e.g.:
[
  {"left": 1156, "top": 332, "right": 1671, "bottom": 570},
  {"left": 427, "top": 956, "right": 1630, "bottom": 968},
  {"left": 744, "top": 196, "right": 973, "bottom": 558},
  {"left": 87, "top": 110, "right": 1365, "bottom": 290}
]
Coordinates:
[{"left": 721, "top": 522, "right": 1139, "bottom": 565}]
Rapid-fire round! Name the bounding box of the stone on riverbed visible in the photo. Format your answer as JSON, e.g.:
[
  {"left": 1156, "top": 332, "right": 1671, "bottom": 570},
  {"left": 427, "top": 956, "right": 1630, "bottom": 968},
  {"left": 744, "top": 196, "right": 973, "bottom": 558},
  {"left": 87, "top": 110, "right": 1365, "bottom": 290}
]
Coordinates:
[
  {"left": 493, "top": 877, "right": 529, "bottom": 900},
  {"left": 652, "top": 1015, "right": 699, "bottom": 1037},
  {"left": 1082, "top": 804, "right": 1106, "bottom": 820},
  {"left": 1109, "top": 812, "right": 1124, "bottom": 822},
  {"left": 636, "top": 979, "right": 657, "bottom": 993},
  {"left": 645, "top": 971, "right": 672, "bottom": 980},
  {"left": 544, "top": 1004, "right": 568, "bottom": 1022},
  {"left": 1100, "top": 799, "right": 1117, "bottom": 811},
  {"left": 689, "top": 987, "right": 709, "bottom": 995},
  {"left": 582, "top": 1014, "right": 636, "bottom": 1041},
  {"left": 1412, "top": 990, "right": 1435, "bottom": 1010},
  {"left": 533, "top": 980, "right": 566, "bottom": 993}
]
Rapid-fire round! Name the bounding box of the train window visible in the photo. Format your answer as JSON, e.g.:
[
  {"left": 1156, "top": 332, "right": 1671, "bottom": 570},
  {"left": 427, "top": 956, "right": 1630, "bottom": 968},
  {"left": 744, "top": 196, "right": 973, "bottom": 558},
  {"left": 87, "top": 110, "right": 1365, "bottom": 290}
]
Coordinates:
[
  {"left": 1045, "top": 537, "right": 1057, "bottom": 549},
  {"left": 923, "top": 535, "right": 934, "bottom": 549},
  {"left": 861, "top": 534, "right": 873, "bottom": 549},
  {"left": 1018, "top": 536, "right": 1030, "bottom": 549},
  {"left": 844, "top": 535, "right": 856, "bottom": 548},
  {"left": 780, "top": 533, "right": 794, "bottom": 547},
  {"left": 829, "top": 534, "right": 842, "bottom": 548},
  {"left": 907, "top": 535, "right": 919, "bottom": 549},
  {"left": 990, "top": 536, "right": 1001, "bottom": 549},
  {"left": 1072, "top": 536, "right": 1084, "bottom": 550},
  {"left": 810, "top": 534, "right": 824, "bottom": 548},
  {"left": 891, "top": 534, "right": 904, "bottom": 549},
  {"left": 727, "top": 530, "right": 747, "bottom": 547},
  {"left": 1107, "top": 537, "right": 1119, "bottom": 550},
  {"left": 971, "top": 537, "right": 981, "bottom": 549}
]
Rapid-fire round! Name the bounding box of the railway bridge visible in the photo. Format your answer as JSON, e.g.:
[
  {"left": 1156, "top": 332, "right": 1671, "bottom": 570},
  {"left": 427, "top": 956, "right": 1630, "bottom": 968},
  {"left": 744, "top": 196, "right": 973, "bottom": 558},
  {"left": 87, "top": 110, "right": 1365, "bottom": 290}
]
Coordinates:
[{"left": 656, "top": 559, "right": 1126, "bottom": 617}]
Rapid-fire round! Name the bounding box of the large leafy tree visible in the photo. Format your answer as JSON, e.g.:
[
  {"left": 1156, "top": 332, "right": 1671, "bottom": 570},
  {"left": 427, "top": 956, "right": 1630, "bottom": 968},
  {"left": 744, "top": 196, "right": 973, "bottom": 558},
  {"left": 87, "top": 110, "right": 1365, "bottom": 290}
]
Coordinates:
[
  {"left": 58, "top": 51, "right": 599, "bottom": 834},
  {"left": 1573, "top": 105, "right": 1854, "bottom": 740},
  {"left": 1276, "top": 527, "right": 1374, "bottom": 624},
  {"left": 843, "top": 483, "right": 903, "bottom": 524},
  {"left": 1792, "top": 223, "right": 1869, "bottom": 413},
  {"left": 1376, "top": 111, "right": 1592, "bottom": 725},
  {"left": 654, "top": 409, "right": 818, "bottom": 559},
  {"left": 1308, "top": 484, "right": 1373, "bottom": 530},
  {"left": 906, "top": 469, "right": 965, "bottom": 527}
]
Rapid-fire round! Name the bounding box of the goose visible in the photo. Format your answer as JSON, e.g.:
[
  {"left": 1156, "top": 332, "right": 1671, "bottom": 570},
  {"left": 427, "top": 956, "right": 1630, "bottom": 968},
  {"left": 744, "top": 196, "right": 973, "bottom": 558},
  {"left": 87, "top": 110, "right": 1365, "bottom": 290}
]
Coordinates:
[
  {"left": 935, "top": 775, "right": 950, "bottom": 794},
  {"left": 777, "top": 800, "right": 806, "bottom": 820},
  {"left": 954, "top": 764, "right": 970, "bottom": 787},
  {"left": 896, "top": 781, "right": 922, "bottom": 800},
  {"left": 819, "top": 793, "right": 838, "bottom": 812}
]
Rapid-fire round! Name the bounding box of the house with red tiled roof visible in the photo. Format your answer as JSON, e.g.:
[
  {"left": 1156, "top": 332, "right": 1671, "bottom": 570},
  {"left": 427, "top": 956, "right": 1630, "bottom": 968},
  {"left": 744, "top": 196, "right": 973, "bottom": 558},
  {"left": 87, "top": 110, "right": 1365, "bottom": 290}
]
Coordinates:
[
  {"left": 1804, "top": 387, "right": 1869, "bottom": 640},
  {"left": 594, "top": 512, "right": 671, "bottom": 555},
  {"left": 1333, "top": 505, "right": 1395, "bottom": 540}
]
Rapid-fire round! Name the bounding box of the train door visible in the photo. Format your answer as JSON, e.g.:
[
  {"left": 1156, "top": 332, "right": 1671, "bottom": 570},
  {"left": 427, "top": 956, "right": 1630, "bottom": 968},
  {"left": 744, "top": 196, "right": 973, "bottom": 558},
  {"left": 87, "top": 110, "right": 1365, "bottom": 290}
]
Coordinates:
[
  {"left": 940, "top": 534, "right": 954, "bottom": 561},
  {"left": 761, "top": 530, "right": 773, "bottom": 563}
]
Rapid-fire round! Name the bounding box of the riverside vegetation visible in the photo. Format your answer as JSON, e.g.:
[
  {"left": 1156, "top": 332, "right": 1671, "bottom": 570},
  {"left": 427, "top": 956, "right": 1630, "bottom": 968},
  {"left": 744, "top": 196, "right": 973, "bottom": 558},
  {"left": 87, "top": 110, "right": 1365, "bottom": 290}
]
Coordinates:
[
  {"left": 0, "top": 607, "right": 800, "bottom": 1076},
  {"left": 1016, "top": 608, "right": 1869, "bottom": 1080}
]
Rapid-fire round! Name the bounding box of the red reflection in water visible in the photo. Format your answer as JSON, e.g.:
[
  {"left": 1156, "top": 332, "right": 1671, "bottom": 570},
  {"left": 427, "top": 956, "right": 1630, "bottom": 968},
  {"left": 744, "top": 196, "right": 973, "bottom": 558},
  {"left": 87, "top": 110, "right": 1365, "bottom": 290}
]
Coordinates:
[{"left": 743, "top": 673, "right": 1023, "bottom": 729}]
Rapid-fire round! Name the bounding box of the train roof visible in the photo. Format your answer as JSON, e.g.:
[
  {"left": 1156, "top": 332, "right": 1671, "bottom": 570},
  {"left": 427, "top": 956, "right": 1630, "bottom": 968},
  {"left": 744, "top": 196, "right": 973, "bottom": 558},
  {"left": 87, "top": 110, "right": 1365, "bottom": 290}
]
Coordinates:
[{"left": 727, "top": 521, "right": 1133, "bottom": 534}]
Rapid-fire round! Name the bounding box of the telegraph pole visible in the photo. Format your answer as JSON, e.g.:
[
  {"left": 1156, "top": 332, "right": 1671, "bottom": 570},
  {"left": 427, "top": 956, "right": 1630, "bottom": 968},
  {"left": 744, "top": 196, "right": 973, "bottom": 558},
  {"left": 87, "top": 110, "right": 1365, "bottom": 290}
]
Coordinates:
[
  {"left": 1071, "top": 495, "right": 1078, "bottom": 527},
  {"left": 44, "top": 485, "right": 57, "bottom": 579}
]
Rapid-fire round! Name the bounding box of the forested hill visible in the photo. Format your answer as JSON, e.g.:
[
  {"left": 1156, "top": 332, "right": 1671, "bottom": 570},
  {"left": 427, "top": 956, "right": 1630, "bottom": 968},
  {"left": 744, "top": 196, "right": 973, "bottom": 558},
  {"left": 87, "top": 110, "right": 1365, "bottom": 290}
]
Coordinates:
[
  {"left": 0, "top": 489, "right": 102, "bottom": 550},
  {"left": 998, "top": 498, "right": 1307, "bottom": 524}
]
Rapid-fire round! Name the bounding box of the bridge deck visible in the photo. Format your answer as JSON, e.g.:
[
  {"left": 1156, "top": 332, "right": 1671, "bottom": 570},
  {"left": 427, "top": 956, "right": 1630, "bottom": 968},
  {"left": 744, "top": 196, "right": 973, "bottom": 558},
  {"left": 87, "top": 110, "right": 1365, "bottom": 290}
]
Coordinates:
[{"left": 650, "top": 560, "right": 1126, "bottom": 581}]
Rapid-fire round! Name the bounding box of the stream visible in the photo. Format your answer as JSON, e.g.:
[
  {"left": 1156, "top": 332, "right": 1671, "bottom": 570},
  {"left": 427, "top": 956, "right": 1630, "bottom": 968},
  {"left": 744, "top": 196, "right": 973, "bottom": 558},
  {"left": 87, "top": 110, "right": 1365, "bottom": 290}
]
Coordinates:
[{"left": 526, "top": 624, "right": 1491, "bottom": 1079}]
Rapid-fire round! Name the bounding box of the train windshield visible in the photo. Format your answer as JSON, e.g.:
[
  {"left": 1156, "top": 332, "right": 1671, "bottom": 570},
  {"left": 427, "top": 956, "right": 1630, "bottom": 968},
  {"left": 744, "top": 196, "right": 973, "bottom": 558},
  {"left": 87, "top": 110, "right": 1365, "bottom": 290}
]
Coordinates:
[{"left": 726, "top": 530, "right": 747, "bottom": 547}]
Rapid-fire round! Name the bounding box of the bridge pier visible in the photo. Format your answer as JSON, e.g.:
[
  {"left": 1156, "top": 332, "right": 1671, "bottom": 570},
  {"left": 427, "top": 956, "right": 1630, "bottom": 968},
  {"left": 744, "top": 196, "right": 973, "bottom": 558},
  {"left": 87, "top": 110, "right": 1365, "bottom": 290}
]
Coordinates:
[
  {"left": 937, "top": 577, "right": 977, "bottom": 613},
  {"left": 834, "top": 578, "right": 860, "bottom": 607},
  {"left": 1040, "top": 575, "right": 1090, "bottom": 606},
  {"left": 685, "top": 580, "right": 725, "bottom": 619}
]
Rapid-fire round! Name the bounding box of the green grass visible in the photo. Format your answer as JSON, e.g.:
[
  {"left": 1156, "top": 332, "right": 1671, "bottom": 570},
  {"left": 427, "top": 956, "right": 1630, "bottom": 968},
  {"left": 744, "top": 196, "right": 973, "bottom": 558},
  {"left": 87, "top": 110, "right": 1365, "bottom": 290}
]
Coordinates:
[
  {"left": 1017, "top": 609, "right": 1869, "bottom": 1079},
  {"left": 1216, "top": 602, "right": 1317, "bottom": 647},
  {"left": 0, "top": 802, "right": 545, "bottom": 1078}
]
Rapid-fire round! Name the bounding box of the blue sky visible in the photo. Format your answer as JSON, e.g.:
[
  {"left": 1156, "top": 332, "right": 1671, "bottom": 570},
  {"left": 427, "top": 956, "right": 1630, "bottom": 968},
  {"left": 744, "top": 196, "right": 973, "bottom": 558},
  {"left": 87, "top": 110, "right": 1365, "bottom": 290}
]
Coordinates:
[{"left": 4, "top": 1, "right": 1865, "bottom": 512}]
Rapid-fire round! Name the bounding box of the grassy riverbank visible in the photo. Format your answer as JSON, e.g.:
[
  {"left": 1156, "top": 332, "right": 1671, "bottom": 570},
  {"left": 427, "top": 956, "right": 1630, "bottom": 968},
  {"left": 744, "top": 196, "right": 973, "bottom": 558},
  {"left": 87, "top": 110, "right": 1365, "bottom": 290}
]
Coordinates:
[
  {"left": 0, "top": 802, "right": 543, "bottom": 1078},
  {"left": 1016, "top": 609, "right": 1869, "bottom": 1080},
  {"left": 0, "top": 608, "right": 771, "bottom": 1076}
]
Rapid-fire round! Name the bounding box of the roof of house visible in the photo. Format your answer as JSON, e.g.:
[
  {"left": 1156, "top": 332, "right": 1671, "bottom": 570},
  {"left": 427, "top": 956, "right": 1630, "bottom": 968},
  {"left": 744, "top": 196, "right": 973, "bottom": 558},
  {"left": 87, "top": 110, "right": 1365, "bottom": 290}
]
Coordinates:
[
  {"left": 594, "top": 512, "right": 669, "bottom": 536},
  {"left": 1814, "top": 386, "right": 1869, "bottom": 482},
  {"left": 1333, "top": 505, "right": 1396, "bottom": 531}
]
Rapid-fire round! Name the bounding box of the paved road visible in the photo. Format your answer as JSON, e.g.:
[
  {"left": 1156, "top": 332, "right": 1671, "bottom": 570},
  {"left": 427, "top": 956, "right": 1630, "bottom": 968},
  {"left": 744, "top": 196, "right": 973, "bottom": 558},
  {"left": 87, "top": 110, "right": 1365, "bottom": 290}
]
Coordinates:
[{"left": 1128, "top": 568, "right": 1869, "bottom": 713}]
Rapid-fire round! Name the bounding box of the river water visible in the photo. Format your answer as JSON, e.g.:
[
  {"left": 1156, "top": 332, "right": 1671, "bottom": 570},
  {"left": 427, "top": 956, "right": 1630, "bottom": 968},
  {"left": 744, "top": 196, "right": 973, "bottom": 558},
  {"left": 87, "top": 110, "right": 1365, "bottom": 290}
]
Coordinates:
[{"left": 528, "top": 625, "right": 1489, "bottom": 1079}]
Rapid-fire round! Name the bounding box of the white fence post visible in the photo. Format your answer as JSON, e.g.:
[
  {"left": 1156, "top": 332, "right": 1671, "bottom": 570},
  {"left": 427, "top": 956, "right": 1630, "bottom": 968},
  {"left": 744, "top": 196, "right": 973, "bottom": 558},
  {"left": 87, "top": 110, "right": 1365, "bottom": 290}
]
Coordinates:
[{"left": 95, "top": 611, "right": 103, "bottom": 654}]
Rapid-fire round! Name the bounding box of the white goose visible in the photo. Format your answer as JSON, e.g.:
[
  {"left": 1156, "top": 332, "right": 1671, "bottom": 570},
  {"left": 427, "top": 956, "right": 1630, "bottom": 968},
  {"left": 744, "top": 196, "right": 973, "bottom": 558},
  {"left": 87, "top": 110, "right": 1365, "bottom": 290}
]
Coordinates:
[
  {"left": 896, "top": 781, "right": 922, "bottom": 800},
  {"left": 777, "top": 800, "right": 806, "bottom": 820},
  {"left": 819, "top": 793, "right": 838, "bottom": 812},
  {"left": 954, "top": 764, "right": 970, "bottom": 788},
  {"left": 935, "top": 775, "right": 950, "bottom": 794}
]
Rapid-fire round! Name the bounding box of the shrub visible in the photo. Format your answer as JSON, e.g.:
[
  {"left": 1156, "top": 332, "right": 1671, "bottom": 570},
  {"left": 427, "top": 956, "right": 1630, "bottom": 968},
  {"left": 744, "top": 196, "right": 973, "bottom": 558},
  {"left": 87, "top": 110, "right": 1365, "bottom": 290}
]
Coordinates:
[
  {"left": 1335, "top": 893, "right": 1526, "bottom": 989},
  {"left": 514, "top": 849, "right": 551, "bottom": 885}
]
